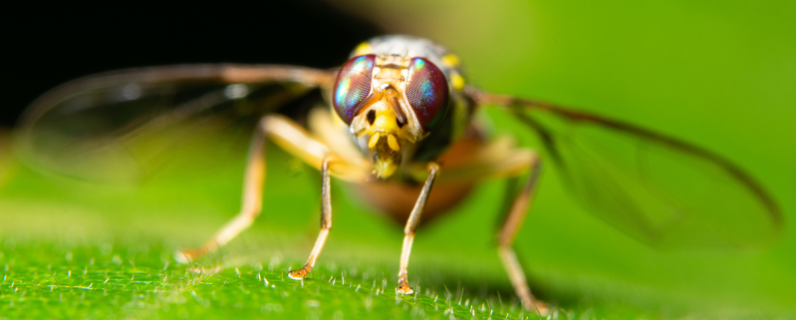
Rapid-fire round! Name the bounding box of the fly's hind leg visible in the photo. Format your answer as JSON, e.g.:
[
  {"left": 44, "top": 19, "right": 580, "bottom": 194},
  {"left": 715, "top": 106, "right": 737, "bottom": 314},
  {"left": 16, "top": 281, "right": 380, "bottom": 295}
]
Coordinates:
[
  {"left": 497, "top": 155, "right": 548, "bottom": 315},
  {"left": 396, "top": 162, "right": 440, "bottom": 294},
  {"left": 435, "top": 135, "right": 547, "bottom": 314},
  {"left": 175, "top": 114, "right": 341, "bottom": 263}
]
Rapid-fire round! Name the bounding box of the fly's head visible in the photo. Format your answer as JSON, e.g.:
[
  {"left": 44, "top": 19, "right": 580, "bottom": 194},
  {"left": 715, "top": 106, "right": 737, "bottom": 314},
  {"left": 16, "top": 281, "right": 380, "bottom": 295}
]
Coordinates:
[{"left": 332, "top": 54, "right": 449, "bottom": 178}]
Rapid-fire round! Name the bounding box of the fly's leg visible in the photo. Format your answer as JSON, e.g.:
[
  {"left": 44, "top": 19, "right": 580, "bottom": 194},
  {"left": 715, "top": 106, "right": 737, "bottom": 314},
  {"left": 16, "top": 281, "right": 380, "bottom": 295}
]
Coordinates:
[
  {"left": 288, "top": 155, "right": 334, "bottom": 280},
  {"left": 174, "top": 117, "right": 268, "bottom": 263},
  {"left": 497, "top": 155, "right": 548, "bottom": 315},
  {"left": 396, "top": 162, "right": 440, "bottom": 294},
  {"left": 175, "top": 114, "right": 342, "bottom": 263},
  {"left": 425, "top": 132, "right": 547, "bottom": 313}
]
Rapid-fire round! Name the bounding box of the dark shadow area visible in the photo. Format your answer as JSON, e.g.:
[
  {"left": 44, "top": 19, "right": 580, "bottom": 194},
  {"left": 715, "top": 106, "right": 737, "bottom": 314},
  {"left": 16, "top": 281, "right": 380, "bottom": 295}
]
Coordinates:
[{"left": 5, "top": 1, "right": 382, "bottom": 127}]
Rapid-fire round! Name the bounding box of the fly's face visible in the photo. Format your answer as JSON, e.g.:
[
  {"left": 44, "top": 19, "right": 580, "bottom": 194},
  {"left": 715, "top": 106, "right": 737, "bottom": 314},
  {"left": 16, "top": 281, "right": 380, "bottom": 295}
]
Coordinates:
[{"left": 332, "top": 54, "right": 450, "bottom": 178}]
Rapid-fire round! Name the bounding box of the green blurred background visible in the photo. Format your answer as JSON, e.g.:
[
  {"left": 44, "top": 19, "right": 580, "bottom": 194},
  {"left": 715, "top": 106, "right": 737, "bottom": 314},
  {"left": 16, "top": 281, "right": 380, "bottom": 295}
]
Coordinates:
[
  {"left": 1, "top": 0, "right": 794, "bottom": 319},
  {"left": 334, "top": 0, "right": 796, "bottom": 314}
]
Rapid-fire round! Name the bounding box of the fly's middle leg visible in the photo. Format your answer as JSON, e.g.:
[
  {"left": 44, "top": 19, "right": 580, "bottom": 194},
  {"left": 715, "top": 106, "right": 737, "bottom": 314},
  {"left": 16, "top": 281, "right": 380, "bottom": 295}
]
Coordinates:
[
  {"left": 396, "top": 162, "right": 440, "bottom": 294},
  {"left": 288, "top": 155, "right": 335, "bottom": 280}
]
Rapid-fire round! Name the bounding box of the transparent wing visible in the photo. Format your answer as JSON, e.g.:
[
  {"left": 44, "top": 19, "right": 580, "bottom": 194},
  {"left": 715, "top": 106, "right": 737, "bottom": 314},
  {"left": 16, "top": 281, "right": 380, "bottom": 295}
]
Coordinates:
[
  {"left": 15, "top": 64, "right": 335, "bottom": 182},
  {"left": 469, "top": 87, "right": 782, "bottom": 249}
]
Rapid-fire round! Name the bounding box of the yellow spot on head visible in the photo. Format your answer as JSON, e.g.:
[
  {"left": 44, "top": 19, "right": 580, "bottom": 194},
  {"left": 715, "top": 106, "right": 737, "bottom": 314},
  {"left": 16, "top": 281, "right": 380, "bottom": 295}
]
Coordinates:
[
  {"left": 442, "top": 54, "right": 461, "bottom": 68},
  {"left": 353, "top": 42, "right": 373, "bottom": 56},
  {"left": 450, "top": 72, "right": 465, "bottom": 91}
]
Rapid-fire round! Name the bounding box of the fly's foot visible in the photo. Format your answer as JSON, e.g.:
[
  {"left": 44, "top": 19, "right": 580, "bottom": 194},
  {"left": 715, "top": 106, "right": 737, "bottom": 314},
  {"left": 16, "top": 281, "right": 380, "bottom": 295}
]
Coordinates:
[
  {"left": 174, "top": 241, "right": 218, "bottom": 264},
  {"left": 174, "top": 248, "right": 206, "bottom": 264},
  {"left": 396, "top": 279, "right": 414, "bottom": 295},
  {"left": 524, "top": 299, "right": 550, "bottom": 316},
  {"left": 288, "top": 266, "right": 311, "bottom": 280}
]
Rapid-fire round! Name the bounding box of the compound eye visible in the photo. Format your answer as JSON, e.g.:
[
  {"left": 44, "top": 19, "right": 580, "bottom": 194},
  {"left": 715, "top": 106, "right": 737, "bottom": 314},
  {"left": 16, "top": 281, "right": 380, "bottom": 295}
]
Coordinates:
[
  {"left": 405, "top": 57, "right": 449, "bottom": 131},
  {"left": 333, "top": 54, "right": 375, "bottom": 124}
]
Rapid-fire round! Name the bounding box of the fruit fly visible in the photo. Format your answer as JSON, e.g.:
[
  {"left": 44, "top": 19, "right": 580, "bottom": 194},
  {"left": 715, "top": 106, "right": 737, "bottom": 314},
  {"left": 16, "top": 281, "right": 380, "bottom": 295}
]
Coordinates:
[{"left": 15, "top": 35, "right": 782, "bottom": 314}]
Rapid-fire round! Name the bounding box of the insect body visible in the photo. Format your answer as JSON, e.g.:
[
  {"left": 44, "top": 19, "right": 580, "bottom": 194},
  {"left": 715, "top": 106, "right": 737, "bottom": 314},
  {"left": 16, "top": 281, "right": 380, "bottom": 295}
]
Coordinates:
[{"left": 16, "top": 35, "right": 781, "bottom": 314}]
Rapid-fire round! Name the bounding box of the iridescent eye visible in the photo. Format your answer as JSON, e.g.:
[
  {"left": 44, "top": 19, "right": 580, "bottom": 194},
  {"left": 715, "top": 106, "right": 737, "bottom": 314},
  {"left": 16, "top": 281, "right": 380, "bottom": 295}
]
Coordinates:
[
  {"left": 405, "top": 57, "right": 449, "bottom": 131},
  {"left": 333, "top": 54, "right": 375, "bottom": 124}
]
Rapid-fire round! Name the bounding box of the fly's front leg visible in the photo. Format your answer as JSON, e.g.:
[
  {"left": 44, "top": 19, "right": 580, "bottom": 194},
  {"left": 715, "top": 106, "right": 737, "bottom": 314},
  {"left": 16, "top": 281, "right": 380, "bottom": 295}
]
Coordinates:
[
  {"left": 175, "top": 117, "right": 269, "bottom": 263},
  {"left": 497, "top": 155, "right": 548, "bottom": 315},
  {"left": 175, "top": 114, "right": 337, "bottom": 263},
  {"left": 396, "top": 162, "right": 440, "bottom": 294},
  {"left": 288, "top": 155, "right": 334, "bottom": 280}
]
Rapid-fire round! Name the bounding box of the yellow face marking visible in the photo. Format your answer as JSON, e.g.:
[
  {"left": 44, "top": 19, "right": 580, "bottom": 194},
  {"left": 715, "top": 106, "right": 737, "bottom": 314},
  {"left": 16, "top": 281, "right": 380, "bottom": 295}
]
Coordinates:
[
  {"left": 387, "top": 134, "right": 400, "bottom": 151},
  {"left": 372, "top": 106, "right": 399, "bottom": 132},
  {"left": 352, "top": 42, "right": 373, "bottom": 56},
  {"left": 368, "top": 133, "right": 380, "bottom": 149},
  {"left": 347, "top": 55, "right": 427, "bottom": 179}
]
